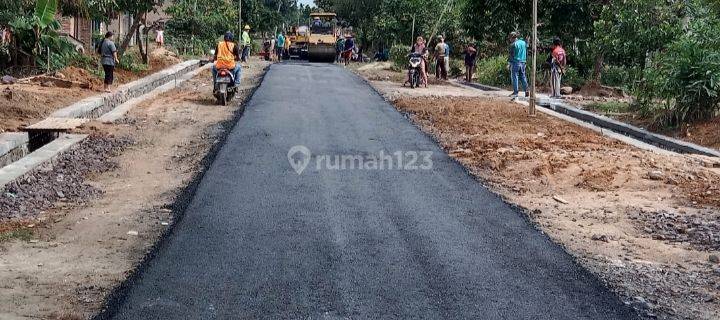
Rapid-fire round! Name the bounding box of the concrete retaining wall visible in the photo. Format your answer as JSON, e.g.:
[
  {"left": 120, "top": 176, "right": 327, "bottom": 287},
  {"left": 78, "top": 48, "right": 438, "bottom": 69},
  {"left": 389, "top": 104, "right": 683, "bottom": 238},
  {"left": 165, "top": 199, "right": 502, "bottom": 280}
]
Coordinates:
[
  {"left": 0, "top": 134, "right": 87, "bottom": 188},
  {"left": 528, "top": 98, "right": 720, "bottom": 157},
  {"left": 52, "top": 60, "right": 199, "bottom": 119},
  {"left": 0, "top": 133, "right": 30, "bottom": 167},
  {"left": 0, "top": 60, "right": 201, "bottom": 188},
  {"left": 457, "top": 80, "right": 720, "bottom": 157}
]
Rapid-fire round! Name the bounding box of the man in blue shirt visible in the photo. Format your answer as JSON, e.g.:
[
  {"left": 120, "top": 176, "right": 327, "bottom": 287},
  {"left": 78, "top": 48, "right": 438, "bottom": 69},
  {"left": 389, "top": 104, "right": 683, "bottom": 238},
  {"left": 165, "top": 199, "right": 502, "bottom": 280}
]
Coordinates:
[
  {"left": 342, "top": 35, "right": 355, "bottom": 66},
  {"left": 275, "top": 33, "right": 285, "bottom": 61},
  {"left": 507, "top": 32, "right": 529, "bottom": 98}
]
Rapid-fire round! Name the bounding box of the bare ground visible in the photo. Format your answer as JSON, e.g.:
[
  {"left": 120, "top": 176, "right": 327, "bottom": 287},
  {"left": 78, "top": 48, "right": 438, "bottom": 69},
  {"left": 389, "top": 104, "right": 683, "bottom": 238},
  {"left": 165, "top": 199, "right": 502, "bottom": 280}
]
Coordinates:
[
  {"left": 361, "top": 72, "right": 720, "bottom": 320},
  {"left": 0, "top": 48, "right": 183, "bottom": 133},
  {"left": 0, "top": 59, "right": 270, "bottom": 319}
]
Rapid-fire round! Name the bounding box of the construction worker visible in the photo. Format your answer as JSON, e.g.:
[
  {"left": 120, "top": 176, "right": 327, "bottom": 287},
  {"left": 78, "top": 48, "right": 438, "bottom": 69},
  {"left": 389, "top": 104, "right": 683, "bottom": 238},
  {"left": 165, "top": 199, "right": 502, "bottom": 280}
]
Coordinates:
[
  {"left": 549, "top": 37, "right": 567, "bottom": 98},
  {"left": 434, "top": 35, "right": 448, "bottom": 80},
  {"left": 211, "top": 31, "right": 242, "bottom": 86},
  {"left": 342, "top": 34, "right": 355, "bottom": 66},
  {"left": 284, "top": 33, "right": 291, "bottom": 59},
  {"left": 335, "top": 36, "right": 345, "bottom": 63},
  {"left": 508, "top": 31, "right": 529, "bottom": 99},
  {"left": 275, "top": 32, "right": 285, "bottom": 61},
  {"left": 311, "top": 16, "right": 323, "bottom": 31},
  {"left": 241, "top": 25, "right": 252, "bottom": 63}
]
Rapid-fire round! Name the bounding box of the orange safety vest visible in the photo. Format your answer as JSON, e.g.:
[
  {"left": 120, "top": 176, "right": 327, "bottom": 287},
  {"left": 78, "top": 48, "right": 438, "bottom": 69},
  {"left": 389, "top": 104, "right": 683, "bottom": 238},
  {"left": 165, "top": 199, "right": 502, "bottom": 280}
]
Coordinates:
[{"left": 215, "top": 41, "right": 237, "bottom": 69}]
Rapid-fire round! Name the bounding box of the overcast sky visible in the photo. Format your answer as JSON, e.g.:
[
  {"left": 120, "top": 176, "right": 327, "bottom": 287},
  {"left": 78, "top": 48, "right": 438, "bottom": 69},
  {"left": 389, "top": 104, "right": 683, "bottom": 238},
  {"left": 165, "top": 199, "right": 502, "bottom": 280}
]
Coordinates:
[{"left": 298, "top": 0, "right": 315, "bottom": 6}]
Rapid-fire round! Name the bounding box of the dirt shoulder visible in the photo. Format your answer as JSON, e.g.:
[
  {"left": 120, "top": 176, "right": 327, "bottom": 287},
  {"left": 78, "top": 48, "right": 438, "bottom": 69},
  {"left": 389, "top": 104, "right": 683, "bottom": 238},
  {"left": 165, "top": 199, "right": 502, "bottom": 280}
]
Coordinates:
[
  {"left": 0, "top": 59, "right": 270, "bottom": 319},
  {"left": 0, "top": 48, "right": 183, "bottom": 133},
  {"left": 358, "top": 69, "right": 720, "bottom": 320}
]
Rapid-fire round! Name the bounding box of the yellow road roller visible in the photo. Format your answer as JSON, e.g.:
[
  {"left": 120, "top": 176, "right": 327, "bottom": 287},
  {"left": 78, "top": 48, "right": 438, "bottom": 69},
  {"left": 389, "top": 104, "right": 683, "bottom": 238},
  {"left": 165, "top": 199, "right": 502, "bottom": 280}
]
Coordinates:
[{"left": 307, "top": 12, "right": 338, "bottom": 62}]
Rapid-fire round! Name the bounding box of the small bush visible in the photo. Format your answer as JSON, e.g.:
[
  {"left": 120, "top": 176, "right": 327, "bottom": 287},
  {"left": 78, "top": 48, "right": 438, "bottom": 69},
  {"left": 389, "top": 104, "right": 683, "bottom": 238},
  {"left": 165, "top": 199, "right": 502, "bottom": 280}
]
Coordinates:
[
  {"left": 601, "top": 66, "right": 631, "bottom": 88},
  {"left": 118, "top": 54, "right": 148, "bottom": 73},
  {"left": 449, "top": 59, "right": 463, "bottom": 78},
  {"left": 601, "top": 65, "right": 643, "bottom": 90},
  {"left": 475, "top": 55, "right": 509, "bottom": 87},
  {"left": 636, "top": 15, "right": 720, "bottom": 126},
  {"left": 390, "top": 44, "right": 409, "bottom": 71},
  {"left": 589, "top": 101, "right": 631, "bottom": 113},
  {"left": 562, "top": 67, "right": 586, "bottom": 90}
]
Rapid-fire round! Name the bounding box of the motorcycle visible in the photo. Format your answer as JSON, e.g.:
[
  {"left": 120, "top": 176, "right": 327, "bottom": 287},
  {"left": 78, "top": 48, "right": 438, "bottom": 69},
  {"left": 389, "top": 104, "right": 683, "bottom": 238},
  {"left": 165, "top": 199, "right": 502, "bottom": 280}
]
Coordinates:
[
  {"left": 214, "top": 68, "right": 237, "bottom": 106},
  {"left": 405, "top": 52, "right": 424, "bottom": 89},
  {"left": 208, "top": 49, "right": 238, "bottom": 106}
]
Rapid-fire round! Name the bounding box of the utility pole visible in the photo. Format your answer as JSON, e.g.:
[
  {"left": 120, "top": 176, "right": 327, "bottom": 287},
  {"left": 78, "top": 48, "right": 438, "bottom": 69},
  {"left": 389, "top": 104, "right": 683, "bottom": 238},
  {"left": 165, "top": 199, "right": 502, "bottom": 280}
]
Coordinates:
[{"left": 529, "top": 0, "right": 538, "bottom": 116}]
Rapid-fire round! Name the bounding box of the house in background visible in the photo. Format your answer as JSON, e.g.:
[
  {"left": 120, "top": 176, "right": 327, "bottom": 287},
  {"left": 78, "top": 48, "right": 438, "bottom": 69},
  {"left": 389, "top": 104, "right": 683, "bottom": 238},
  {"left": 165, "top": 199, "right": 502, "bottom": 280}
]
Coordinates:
[{"left": 58, "top": 3, "right": 171, "bottom": 51}]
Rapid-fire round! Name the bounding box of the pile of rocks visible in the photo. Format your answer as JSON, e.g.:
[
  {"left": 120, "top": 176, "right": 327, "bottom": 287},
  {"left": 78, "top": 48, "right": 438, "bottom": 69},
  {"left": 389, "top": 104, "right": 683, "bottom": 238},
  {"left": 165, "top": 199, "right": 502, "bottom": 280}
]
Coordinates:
[
  {"left": 631, "top": 209, "right": 720, "bottom": 251},
  {"left": 0, "top": 135, "right": 131, "bottom": 220},
  {"left": 591, "top": 256, "right": 720, "bottom": 320}
]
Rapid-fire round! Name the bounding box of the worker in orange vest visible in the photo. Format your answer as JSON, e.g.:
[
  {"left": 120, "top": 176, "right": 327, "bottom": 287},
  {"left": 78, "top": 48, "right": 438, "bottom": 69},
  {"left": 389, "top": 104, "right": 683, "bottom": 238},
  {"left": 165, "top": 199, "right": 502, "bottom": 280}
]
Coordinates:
[{"left": 211, "top": 31, "right": 242, "bottom": 85}]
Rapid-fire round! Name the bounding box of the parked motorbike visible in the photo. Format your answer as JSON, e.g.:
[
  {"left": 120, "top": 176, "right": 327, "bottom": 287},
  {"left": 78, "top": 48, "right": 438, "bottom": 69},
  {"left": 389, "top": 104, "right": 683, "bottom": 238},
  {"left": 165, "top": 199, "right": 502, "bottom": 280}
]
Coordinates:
[{"left": 405, "top": 53, "right": 424, "bottom": 89}]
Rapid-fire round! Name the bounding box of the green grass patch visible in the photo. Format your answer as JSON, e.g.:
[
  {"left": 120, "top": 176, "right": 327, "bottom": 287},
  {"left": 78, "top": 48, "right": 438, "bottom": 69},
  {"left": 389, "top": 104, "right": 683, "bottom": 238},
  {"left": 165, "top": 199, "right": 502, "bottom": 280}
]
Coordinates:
[
  {"left": 0, "top": 228, "right": 34, "bottom": 243},
  {"left": 588, "top": 101, "right": 632, "bottom": 114}
]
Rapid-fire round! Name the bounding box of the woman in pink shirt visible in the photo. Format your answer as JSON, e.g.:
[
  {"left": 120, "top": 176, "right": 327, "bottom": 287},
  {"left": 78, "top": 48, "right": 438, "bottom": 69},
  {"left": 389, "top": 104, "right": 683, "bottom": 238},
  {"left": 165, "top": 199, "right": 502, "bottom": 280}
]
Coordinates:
[
  {"left": 550, "top": 37, "right": 567, "bottom": 98},
  {"left": 408, "top": 36, "right": 429, "bottom": 87}
]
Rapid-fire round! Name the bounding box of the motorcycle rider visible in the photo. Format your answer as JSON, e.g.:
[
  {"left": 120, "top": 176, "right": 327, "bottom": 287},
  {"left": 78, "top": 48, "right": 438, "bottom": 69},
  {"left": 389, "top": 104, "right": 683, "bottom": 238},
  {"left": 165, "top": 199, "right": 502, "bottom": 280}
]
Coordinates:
[
  {"left": 211, "top": 31, "right": 242, "bottom": 86},
  {"left": 406, "top": 36, "right": 428, "bottom": 87}
]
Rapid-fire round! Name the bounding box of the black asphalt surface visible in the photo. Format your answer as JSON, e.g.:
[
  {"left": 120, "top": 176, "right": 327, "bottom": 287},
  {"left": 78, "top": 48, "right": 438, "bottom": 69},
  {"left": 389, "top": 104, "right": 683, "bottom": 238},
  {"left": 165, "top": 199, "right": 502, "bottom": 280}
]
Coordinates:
[{"left": 109, "top": 63, "right": 636, "bottom": 319}]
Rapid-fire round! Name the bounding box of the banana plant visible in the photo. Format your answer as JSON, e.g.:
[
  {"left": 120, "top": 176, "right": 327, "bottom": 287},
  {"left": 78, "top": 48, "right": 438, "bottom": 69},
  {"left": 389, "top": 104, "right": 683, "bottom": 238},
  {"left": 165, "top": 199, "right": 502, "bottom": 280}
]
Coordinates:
[{"left": 34, "top": 0, "right": 59, "bottom": 29}]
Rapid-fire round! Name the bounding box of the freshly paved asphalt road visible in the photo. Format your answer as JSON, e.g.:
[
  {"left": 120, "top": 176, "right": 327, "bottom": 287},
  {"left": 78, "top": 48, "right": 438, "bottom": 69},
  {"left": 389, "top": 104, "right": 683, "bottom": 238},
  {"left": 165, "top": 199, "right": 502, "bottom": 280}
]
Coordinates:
[{"left": 109, "top": 63, "right": 636, "bottom": 319}]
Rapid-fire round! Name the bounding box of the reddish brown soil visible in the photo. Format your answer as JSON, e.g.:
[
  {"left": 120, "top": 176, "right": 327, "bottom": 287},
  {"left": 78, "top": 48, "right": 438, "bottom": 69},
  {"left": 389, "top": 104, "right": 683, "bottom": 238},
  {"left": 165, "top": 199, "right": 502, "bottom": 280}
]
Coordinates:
[
  {"left": 663, "top": 117, "right": 720, "bottom": 150},
  {"left": 59, "top": 66, "right": 104, "bottom": 88},
  {"left": 0, "top": 84, "right": 94, "bottom": 132},
  {"left": 0, "top": 48, "right": 183, "bottom": 133}
]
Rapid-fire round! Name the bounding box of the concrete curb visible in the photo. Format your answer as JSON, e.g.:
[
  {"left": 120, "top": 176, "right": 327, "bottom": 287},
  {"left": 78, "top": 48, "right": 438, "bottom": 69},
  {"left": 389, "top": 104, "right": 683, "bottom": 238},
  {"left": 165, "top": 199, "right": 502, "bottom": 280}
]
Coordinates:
[
  {"left": 513, "top": 99, "right": 674, "bottom": 155},
  {"left": 0, "top": 134, "right": 87, "bottom": 188},
  {"left": 0, "top": 133, "right": 30, "bottom": 167},
  {"left": 52, "top": 60, "right": 200, "bottom": 119},
  {"left": 517, "top": 96, "right": 720, "bottom": 157},
  {"left": 461, "top": 80, "right": 720, "bottom": 157},
  {"left": 98, "top": 63, "right": 211, "bottom": 123},
  {"left": 461, "top": 81, "right": 504, "bottom": 92}
]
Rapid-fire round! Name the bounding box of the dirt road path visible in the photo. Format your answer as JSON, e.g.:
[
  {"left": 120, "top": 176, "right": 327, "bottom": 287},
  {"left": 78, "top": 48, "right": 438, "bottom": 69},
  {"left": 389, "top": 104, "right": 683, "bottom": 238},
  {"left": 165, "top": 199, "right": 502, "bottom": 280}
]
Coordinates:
[{"left": 105, "top": 62, "right": 635, "bottom": 319}]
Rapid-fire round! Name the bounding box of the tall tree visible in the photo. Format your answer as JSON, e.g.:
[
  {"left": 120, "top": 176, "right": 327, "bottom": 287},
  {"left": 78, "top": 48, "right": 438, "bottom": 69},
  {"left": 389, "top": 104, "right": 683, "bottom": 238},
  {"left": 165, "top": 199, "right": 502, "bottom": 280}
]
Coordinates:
[{"left": 116, "top": 0, "right": 165, "bottom": 56}]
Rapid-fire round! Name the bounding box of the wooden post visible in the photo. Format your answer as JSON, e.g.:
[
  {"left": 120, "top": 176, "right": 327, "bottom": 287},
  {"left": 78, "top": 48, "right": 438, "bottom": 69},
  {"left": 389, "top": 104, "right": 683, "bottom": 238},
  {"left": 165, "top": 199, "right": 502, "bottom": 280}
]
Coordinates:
[
  {"left": 46, "top": 46, "right": 50, "bottom": 74},
  {"left": 529, "top": 0, "right": 537, "bottom": 116},
  {"left": 411, "top": 14, "right": 416, "bottom": 45}
]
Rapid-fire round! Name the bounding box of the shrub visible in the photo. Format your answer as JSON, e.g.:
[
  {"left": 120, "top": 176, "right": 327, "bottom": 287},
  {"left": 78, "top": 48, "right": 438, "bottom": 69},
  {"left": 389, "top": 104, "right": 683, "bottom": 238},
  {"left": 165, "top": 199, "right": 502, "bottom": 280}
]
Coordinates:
[
  {"left": 390, "top": 44, "right": 409, "bottom": 71},
  {"left": 562, "top": 67, "right": 587, "bottom": 90},
  {"left": 118, "top": 54, "right": 148, "bottom": 73},
  {"left": 601, "top": 66, "right": 631, "bottom": 88},
  {"left": 475, "top": 55, "right": 509, "bottom": 87},
  {"left": 588, "top": 101, "right": 631, "bottom": 114},
  {"left": 636, "top": 14, "right": 720, "bottom": 126},
  {"left": 449, "top": 59, "right": 463, "bottom": 78}
]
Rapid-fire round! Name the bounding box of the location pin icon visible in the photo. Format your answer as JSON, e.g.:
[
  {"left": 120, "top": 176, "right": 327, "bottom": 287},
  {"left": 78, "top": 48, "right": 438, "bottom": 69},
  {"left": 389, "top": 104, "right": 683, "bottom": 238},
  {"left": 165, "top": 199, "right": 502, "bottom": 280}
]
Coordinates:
[{"left": 287, "top": 145, "right": 311, "bottom": 174}]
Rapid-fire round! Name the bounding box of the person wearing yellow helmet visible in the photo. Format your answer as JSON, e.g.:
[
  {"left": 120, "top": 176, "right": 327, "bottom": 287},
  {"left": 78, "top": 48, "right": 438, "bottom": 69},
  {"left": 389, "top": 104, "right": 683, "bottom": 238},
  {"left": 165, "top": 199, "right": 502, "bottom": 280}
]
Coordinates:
[{"left": 241, "top": 25, "right": 252, "bottom": 63}]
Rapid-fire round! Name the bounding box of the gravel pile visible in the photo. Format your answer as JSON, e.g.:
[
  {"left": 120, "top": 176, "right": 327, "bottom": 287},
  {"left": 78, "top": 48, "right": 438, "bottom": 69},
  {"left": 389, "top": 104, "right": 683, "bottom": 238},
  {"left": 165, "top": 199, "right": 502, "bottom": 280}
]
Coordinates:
[
  {"left": 631, "top": 209, "right": 720, "bottom": 251},
  {"left": 591, "top": 257, "right": 720, "bottom": 320},
  {"left": 0, "top": 135, "right": 131, "bottom": 220}
]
